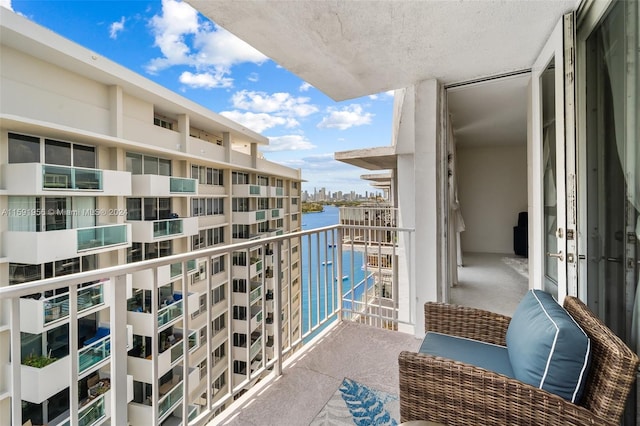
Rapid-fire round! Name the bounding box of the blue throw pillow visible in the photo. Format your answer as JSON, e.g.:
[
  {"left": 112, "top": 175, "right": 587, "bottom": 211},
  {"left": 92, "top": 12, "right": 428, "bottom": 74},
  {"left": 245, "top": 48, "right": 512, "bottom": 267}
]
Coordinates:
[{"left": 506, "top": 290, "right": 591, "bottom": 403}]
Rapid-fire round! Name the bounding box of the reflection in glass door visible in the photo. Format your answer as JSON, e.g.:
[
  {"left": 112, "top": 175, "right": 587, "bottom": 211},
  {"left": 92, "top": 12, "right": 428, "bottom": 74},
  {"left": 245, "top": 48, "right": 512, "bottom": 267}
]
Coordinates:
[
  {"left": 584, "top": 0, "right": 638, "bottom": 422},
  {"left": 541, "top": 61, "right": 559, "bottom": 297}
]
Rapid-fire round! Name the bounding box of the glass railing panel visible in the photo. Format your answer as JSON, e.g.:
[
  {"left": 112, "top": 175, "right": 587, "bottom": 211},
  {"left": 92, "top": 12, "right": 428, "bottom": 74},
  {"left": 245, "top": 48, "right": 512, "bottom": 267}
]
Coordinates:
[
  {"left": 249, "top": 185, "right": 260, "bottom": 195},
  {"left": 256, "top": 311, "right": 263, "bottom": 324},
  {"left": 250, "top": 287, "right": 262, "bottom": 303},
  {"left": 276, "top": 187, "right": 283, "bottom": 196},
  {"left": 188, "top": 405, "right": 198, "bottom": 422},
  {"left": 43, "top": 293, "right": 70, "bottom": 324},
  {"left": 170, "top": 340, "right": 184, "bottom": 364},
  {"left": 187, "top": 259, "right": 196, "bottom": 272},
  {"left": 255, "top": 261, "right": 262, "bottom": 272},
  {"left": 78, "top": 283, "right": 104, "bottom": 312},
  {"left": 169, "top": 177, "right": 196, "bottom": 193},
  {"left": 250, "top": 337, "right": 262, "bottom": 359},
  {"left": 77, "top": 224, "right": 128, "bottom": 251},
  {"left": 271, "top": 209, "right": 280, "bottom": 218},
  {"left": 78, "top": 336, "right": 111, "bottom": 374},
  {"left": 78, "top": 394, "right": 106, "bottom": 426},
  {"left": 158, "top": 382, "right": 183, "bottom": 418},
  {"left": 188, "top": 331, "right": 197, "bottom": 351},
  {"left": 42, "top": 165, "right": 102, "bottom": 190},
  {"left": 170, "top": 262, "right": 182, "bottom": 278},
  {"left": 153, "top": 219, "right": 183, "bottom": 238},
  {"left": 255, "top": 210, "right": 266, "bottom": 221},
  {"left": 158, "top": 300, "right": 183, "bottom": 327}
]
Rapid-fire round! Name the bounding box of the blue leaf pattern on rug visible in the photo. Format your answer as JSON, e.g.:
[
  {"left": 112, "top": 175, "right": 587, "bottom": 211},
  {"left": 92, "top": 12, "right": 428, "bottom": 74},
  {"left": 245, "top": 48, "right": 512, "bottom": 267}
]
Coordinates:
[{"left": 339, "top": 378, "right": 398, "bottom": 426}]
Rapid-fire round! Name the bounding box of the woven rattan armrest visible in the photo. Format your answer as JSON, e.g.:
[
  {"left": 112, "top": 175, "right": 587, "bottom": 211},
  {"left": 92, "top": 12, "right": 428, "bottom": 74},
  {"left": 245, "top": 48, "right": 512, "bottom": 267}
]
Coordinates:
[
  {"left": 398, "top": 351, "right": 614, "bottom": 426},
  {"left": 424, "top": 302, "right": 511, "bottom": 346}
]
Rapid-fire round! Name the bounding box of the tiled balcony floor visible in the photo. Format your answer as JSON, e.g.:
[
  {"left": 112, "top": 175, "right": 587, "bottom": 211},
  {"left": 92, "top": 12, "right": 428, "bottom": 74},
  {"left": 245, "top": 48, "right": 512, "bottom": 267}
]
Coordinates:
[
  {"left": 212, "top": 253, "right": 526, "bottom": 425},
  {"left": 214, "top": 322, "right": 421, "bottom": 426}
]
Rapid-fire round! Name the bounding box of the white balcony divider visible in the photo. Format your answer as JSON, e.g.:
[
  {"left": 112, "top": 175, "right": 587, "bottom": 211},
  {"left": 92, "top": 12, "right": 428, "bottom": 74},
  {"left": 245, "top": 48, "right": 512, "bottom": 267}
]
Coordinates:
[{"left": 1, "top": 224, "right": 413, "bottom": 426}]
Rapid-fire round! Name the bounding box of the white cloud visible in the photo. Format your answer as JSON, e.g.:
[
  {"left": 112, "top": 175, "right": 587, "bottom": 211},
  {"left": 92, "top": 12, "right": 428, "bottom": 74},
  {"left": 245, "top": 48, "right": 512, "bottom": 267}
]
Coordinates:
[
  {"left": 299, "top": 82, "right": 313, "bottom": 92},
  {"left": 369, "top": 94, "right": 378, "bottom": 100},
  {"left": 263, "top": 135, "right": 316, "bottom": 152},
  {"left": 317, "top": 104, "right": 373, "bottom": 130},
  {"left": 385, "top": 90, "right": 395, "bottom": 97},
  {"left": 1, "top": 0, "right": 13, "bottom": 10},
  {"left": 109, "top": 17, "right": 126, "bottom": 39},
  {"left": 146, "top": 0, "right": 268, "bottom": 86},
  {"left": 179, "top": 71, "right": 232, "bottom": 89},
  {"left": 247, "top": 73, "right": 259, "bottom": 82},
  {"left": 231, "top": 90, "right": 318, "bottom": 117},
  {"left": 220, "top": 111, "right": 297, "bottom": 133}
]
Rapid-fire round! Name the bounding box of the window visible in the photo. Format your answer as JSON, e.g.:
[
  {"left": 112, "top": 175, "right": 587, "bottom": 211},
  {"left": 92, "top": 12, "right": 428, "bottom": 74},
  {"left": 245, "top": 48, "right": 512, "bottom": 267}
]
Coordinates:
[
  {"left": 233, "top": 279, "right": 247, "bottom": 293},
  {"left": 257, "top": 175, "right": 269, "bottom": 186},
  {"left": 233, "top": 360, "right": 247, "bottom": 374},
  {"left": 212, "top": 284, "right": 226, "bottom": 305},
  {"left": 232, "top": 224, "right": 249, "bottom": 239},
  {"left": 213, "top": 371, "right": 226, "bottom": 394},
  {"left": 199, "top": 359, "right": 207, "bottom": 380},
  {"left": 233, "top": 333, "right": 247, "bottom": 348},
  {"left": 258, "top": 221, "right": 269, "bottom": 232},
  {"left": 276, "top": 199, "right": 284, "bottom": 208},
  {"left": 292, "top": 214, "right": 298, "bottom": 221},
  {"left": 127, "top": 153, "right": 143, "bottom": 175},
  {"left": 199, "top": 294, "right": 206, "bottom": 312},
  {"left": 127, "top": 153, "right": 171, "bottom": 176},
  {"left": 292, "top": 182, "right": 298, "bottom": 189},
  {"left": 126, "top": 198, "right": 142, "bottom": 220},
  {"left": 127, "top": 242, "right": 143, "bottom": 263},
  {"left": 232, "top": 171, "right": 248, "bottom": 184},
  {"left": 212, "top": 255, "right": 225, "bottom": 275},
  {"left": 233, "top": 306, "right": 247, "bottom": 320},
  {"left": 45, "top": 139, "right": 71, "bottom": 166},
  {"left": 233, "top": 252, "right": 247, "bottom": 266},
  {"left": 213, "top": 342, "right": 226, "bottom": 366},
  {"left": 191, "top": 165, "right": 199, "bottom": 180},
  {"left": 8, "top": 133, "right": 40, "bottom": 163},
  {"left": 213, "top": 198, "right": 224, "bottom": 215},
  {"left": 292, "top": 198, "right": 298, "bottom": 205},
  {"left": 258, "top": 198, "right": 269, "bottom": 210},
  {"left": 212, "top": 313, "right": 226, "bottom": 337},
  {"left": 232, "top": 198, "right": 249, "bottom": 212},
  {"left": 212, "top": 168, "right": 223, "bottom": 186},
  {"left": 154, "top": 115, "right": 174, "bottom": 130},
  {"left": 276, "top": 219, "right": 284, "bottom": 228},
  {"left": 193, "top": 230, "right": 206, "bottom": 251}
]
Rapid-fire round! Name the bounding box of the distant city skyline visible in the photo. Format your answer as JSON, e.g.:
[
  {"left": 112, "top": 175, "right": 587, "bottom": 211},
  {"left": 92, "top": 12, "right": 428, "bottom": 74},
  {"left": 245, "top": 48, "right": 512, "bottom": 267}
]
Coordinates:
[{"left": 3, "top": 0, "right": 393, "bottom": 195}]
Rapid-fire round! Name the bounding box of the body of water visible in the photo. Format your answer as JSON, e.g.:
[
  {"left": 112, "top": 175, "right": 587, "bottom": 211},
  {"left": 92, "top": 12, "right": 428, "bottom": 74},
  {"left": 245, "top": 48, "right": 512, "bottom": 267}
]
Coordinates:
[{"left": 300, "top": 206, "right": 372, "bottom": 335}]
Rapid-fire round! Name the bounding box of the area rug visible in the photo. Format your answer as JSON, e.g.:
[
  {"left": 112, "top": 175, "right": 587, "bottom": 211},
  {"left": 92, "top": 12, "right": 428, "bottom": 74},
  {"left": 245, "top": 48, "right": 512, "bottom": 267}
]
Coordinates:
[
  {"left": 311, "top": 377, "right": 399, "bottom": 426},
  {"left": 502, "top": 256, "right": 529, "bottom": 279}
]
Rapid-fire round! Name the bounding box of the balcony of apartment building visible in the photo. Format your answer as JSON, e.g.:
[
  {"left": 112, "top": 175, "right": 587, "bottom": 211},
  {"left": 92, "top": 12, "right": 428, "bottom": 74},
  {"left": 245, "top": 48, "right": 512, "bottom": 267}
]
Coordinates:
[
  {"left": 231, "top": 208, "right": 269, "bottom": 225},
  {"left": 3, "top": 162, "right": 132, "bottom": 196},
  {"left": 0, "top": 223, "right": 521, "bottom": 426},
  {"left": 131, "top": 173, "right": 198, "bottom": 197},
  {"left": 232, "top": 182, "right": 268, "bottom": 198},
  {"left": 126, "top": 199, "right": 198, "bottom": 244},
  {"left": 5, "top": 220, "right": 132, "bottom": 265}
]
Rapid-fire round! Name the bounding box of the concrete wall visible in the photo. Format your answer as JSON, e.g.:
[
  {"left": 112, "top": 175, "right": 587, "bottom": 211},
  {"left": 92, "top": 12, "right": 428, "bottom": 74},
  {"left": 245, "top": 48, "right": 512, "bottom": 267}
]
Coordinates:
[{"left": 457, "top": 144, "right": 527, "bottom": 254}]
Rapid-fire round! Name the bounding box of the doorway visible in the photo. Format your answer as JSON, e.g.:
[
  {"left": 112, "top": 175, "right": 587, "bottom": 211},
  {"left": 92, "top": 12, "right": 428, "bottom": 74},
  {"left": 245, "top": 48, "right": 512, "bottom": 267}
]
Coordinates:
[{"left": 446, "top": 74, "right": 531, "bottom": 315}]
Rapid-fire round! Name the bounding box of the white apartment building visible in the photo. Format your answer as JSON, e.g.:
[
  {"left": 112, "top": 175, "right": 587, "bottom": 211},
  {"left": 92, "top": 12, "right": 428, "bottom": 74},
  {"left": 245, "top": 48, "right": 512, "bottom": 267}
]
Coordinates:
[{"left": 0, "top": 10, "right": 301, "bottom": 426}]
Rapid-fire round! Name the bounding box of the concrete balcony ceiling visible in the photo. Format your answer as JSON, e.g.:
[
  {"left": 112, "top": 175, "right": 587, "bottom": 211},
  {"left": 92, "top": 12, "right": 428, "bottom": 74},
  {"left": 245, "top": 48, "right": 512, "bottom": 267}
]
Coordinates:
[{"left": 188, "top": 0, "right": 577, "bottom": 101}]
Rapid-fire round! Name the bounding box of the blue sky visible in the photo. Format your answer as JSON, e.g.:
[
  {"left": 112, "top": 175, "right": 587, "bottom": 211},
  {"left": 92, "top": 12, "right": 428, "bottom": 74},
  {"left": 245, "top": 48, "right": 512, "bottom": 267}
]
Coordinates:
[{"left": 2, "top": 0, "right": 393, "bottom": 196}]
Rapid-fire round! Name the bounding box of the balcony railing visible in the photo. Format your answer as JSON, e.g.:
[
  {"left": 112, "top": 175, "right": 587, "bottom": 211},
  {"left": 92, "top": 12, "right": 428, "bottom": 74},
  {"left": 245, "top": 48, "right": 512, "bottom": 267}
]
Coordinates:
[
  {"left": 250, "top": 336, "right": 263, "bottom": 359},
  {"left": 41, "top": 281, "right": 105, "bottom": 325},
  {"left": 170, "top": 260, "right": 197, "bottom": 278},
  {"left": 153, "top": 218, "right": 183, "bottom": 238},
  {"left": 42, "top": 164, "right": 102, "bottom": 190},
  {"left": 1, "top": 224, "right": 414, "bottom": 426},
  {"left": 169, "top": 177, "right": 197, "bottom": 193},
  {"left": 78, "top": 335, "right": 110, "bottom": 374},
  {"left": 158, "top": 300, "right": 183, "bottom": 327},
  {"left": 78, "top": 393, "right": 107, "bottom": 426},
  {"left": 77, "top": 224, "right": 129, "bottom": 251}
]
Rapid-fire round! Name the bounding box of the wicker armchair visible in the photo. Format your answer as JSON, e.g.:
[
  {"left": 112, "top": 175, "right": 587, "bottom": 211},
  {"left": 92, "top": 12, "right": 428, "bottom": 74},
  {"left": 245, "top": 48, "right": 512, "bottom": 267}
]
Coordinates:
[{"left": 398, "top": 296, "right": 639, "bottom": 425}]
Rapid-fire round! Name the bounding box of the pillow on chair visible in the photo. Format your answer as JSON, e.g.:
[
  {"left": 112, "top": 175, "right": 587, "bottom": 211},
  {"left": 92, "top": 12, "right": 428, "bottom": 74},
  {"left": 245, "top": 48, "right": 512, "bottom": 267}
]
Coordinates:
[{"left": 506, "top": 289, "right": 591, "bottom": 403}]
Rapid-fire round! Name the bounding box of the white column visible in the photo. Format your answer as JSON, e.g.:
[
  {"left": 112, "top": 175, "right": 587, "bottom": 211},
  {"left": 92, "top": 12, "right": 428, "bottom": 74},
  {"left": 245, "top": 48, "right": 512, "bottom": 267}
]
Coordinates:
[
  {"left": 413, "top": 79, "right": 443, "bottom": 337},
  {"left": 110, "top": 274, "right": 129, "bottom": 426},
  {"left": 109, "top": 85, "right": 123, "bottom": 138},
  {"left": 223, "top": 132, "right": 232, "bottom": 163}
]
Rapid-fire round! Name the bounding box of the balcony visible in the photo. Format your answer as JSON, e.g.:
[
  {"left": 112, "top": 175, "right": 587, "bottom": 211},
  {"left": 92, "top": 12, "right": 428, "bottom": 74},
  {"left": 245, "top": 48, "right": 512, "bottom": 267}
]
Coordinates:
[
  {"left": 131, "top": 174, "right": 198, "bottom": 197},
  {"left": 270, "top": 186, "right": 285, "bottom": 197},
  {"left": 270, "top": 208, "right": 283, "bottom": 219},
  {"left": 3, "top": 162, "right": 131, "bottom": 195},
  {"left": 78, "top": 332, "right": 110, "bottom": 374},
  {"left": 129, "top": 217, "right": 198, "bottom": 243},
  {"left": 19, "top": 280, "right": 109, "bottom": 334},
  {"left": 232, "top": 209, "right": 269, "bottom": 224},
  {"left": 3, "top": 223, "right": 427, "bottom": 425},
  {"left": 232, "top": 183, "right": 267, "bottom": 197},
  {"left": 5, "top": 224, "right": 131, "bottom": 264}
]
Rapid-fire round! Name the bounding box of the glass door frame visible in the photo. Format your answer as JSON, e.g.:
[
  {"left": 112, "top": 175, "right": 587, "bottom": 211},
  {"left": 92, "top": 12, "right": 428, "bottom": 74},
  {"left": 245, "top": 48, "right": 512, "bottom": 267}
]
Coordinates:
[{"left": 531, "top": 13, "right": 577, "bottom": 303}]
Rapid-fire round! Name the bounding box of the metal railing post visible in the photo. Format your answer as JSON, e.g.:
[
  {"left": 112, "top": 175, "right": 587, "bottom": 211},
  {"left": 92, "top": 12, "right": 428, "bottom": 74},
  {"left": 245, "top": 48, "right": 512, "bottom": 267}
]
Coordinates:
[{"left": 273, "top": 240, "right": 283, "bottom": 376}]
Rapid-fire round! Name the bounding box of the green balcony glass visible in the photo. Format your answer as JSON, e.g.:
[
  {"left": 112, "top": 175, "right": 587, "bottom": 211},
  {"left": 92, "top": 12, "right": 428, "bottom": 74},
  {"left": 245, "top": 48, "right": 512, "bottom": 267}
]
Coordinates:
[
  {"left": 169, "top": 177, "right": 196, "bottom": 193},
  {"left": 250, "top": 287, "right": 262, "bottom": 303},
  {"left": 43, "top": 164, "right": 102, "bottom": 190},
  {"left": 250, "top": 336, "right": 262, "bottom": 359},
  {"left": 78, "top": 394, "right": 106, "bottom": 426},
  {"left": 271, "top": 209, "right": 280, "bottom": 218},
  {"left": 170, "top": 340, "right": 184, "bottom": 364},
  {"left": 187, "top": 259, "right": 196, "bottom": 272},
  {"left": 188, "top": 331, "right": 197, "bottom": 351},
  {"left": 276, "top": 187, "right": 284, "bottom": 196},
  {"left": 77, "top": 224, "right": 128, "bottom": 251},
  {"left": 78, "top": 283, "right": 104, "bottom": 312},
  {"left": 255, "top": 210, "right": 266, "bottom": 221},
  {"left": 158, "top": 381, "right": 183, "bottom": 419},
  {"left": 78, "top": 336, "right": 111, "bottom": 374},
  {"left": 170, "top": 262, "right": 182, "bottom": 278},
  {"left": 249, "top": 185, "right": 260, "bottom": 195},
  {"left": 43, "top": 293, "right": 70, "bottom": 325},
  {"left": 153, "top": 219, "right": 183, "bottom": 238},
  {"left": 158, "top": 300, "right": 183, "bottom": 327}
]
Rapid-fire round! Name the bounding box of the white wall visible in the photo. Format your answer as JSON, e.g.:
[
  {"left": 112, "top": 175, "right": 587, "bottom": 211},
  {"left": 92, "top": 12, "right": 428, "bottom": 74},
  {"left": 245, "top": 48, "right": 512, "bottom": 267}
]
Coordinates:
[{"left": 457, "top": 144, "right": 527, "bottom": 254}]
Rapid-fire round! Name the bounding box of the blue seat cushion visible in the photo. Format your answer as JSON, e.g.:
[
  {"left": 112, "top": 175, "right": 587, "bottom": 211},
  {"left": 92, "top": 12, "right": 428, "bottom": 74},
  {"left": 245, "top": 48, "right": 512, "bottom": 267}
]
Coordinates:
[
  {"left": 506, "top": 290, "right": 591, "bottom": 403},
  {"left": 419, "top": 331, "right": 515, "bottom": 379}
]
